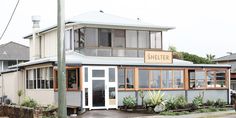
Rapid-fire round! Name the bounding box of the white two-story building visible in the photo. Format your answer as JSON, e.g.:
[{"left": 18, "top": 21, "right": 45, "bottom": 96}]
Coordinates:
[{"left": 3, "top": 11, "right": 231, "bottom": 110}]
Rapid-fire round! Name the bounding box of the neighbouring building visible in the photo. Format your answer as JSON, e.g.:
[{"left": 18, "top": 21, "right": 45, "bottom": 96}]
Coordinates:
[
  {"left": 0, "top": 41, "right": 29, "bottom": 103},
  {"left": 2, "top": 11, "right": 231, "bottom": 110},
  {"left": 214, "top": 53, "right": 236, "bottom": 90}
]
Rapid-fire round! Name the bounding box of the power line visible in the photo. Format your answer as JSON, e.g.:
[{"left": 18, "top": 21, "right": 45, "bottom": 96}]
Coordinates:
[{"left": 0, "top": 0, "right": 20, "bottom": 40}]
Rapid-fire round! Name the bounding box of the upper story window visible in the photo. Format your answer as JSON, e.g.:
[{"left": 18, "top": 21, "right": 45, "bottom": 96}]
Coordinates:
[
  {"left": 150, "top": 32, "right": 162, "bottom": 49},
  {"left": 98, "top": 29, "right": 112, "bottom": 47},
  {"left": 73, "top": 27, "right": 163, "bottom": 57},
  {"left": 65, "top": 29, "right": 73, "bottom": 50}
]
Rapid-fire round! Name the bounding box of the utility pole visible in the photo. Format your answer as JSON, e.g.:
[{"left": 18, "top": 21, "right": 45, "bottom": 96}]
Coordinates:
[{"left": 57, "top": 0, "right": 67, "bottom": 117}]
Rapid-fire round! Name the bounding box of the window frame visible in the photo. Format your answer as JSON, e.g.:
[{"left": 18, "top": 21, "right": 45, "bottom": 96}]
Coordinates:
[{"left": 118, "top": 67, "right": 135, "bottom": 90}]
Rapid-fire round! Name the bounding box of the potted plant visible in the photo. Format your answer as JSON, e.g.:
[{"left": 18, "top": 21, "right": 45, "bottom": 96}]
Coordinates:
[{"left": 123, "top": 96, "right": 136, "bottom": 111}]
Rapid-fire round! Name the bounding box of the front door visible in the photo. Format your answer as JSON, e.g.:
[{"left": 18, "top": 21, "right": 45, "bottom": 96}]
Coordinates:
[{"left": 82, "top": 66, "right": 118, "bottom": 110}]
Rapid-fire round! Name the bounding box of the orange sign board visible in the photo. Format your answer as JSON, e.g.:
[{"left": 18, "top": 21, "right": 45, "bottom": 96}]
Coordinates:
[{"left": 144, "top": 51, "right": 173, "bottom": 64}]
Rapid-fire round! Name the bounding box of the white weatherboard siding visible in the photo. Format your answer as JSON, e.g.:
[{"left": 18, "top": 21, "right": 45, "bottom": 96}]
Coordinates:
[
  {"left": 44, "top": 30, "right": 57, "bottom": 58},
  {"left": 1, "top": 71, "right": 24, "bottom": 104},
  {"left": 25, "top": 89, "right": 55, "bottom": 105}
]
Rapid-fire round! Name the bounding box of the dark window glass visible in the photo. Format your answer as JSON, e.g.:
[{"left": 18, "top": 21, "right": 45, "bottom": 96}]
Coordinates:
[
  {"left": 67, "top": 69, "right": 77, "bottom": 89},
  {"left": 112, "top": 29, "right": 125, "bottom": 48},
  {"left": 77, "top": 68, "right": 80, "bottom": 89},
  {"left": 79, "top": 28, "right": 85, "bottom": 48},
  {"left": 74, "top": 29, "right": 79, "bottom": 50},
  {"left": 216, "top": 71, "right": 226, "bottom": 87},
  {"left": 127, "top": 69, "right": 134, "bottom": 88},
  {"left": 189, "top": 70, "right": 195, "bottom": 89},
  {"left": 26, "top": 70, "right": 29, "bottom": 89},
  {"left": 49, "top": 67, "right": 53, "bottom": 89},
  {"left": 98, "top": 29, "right": 112, "bottom": 47},
  {"left": 85, "top": 88, "right": 88, "bottom": 106},
  {"left": 34, "top": 69, "right": 37, "bottom": 89},
  {"left": 139, "top": 70, "right": 149, "bottom": 88},
  {"left": 118, "top": 68, "right": 125, "bottom": 88}
]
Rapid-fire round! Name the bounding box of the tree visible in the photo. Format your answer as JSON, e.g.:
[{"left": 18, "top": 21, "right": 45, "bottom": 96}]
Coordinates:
[
  {"left": 206, "top": 54, "right": 215, "bottom": 61},
  {"left": 168, "top": 46, "right": 214, "bottom": 64}
]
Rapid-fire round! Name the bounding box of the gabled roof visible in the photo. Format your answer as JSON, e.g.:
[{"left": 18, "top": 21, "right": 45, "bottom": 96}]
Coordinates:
[
  {"left": 24, "top": 11, "right": 174, "bottom": 39},
  {"left": 213, "top": 53, "right": 236, "bottom": 62},
  {"left": 0, "top": 41, "right": 29, "bottom": 61}
]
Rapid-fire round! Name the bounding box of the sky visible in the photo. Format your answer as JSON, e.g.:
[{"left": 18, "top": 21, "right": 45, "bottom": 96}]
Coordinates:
[{"left": 0, "top": 0, "right": 235, "bottom": 58}]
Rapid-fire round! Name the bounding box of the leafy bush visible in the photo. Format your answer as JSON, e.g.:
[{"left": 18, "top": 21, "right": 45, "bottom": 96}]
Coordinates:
[
  {"left": 214, "top": 99, "right": 226, "bottom": 108},
  {"left": 165, "top": 96, "right": 187, "bottom": 110},
  {"left": 123, "top": 96, "right": 136, "bottom": 108},
  {"left": 175, "top": 95, "right": 187, "bottom": 109},
  {"left": 21, "top": 97, "right": 38, "bottom": 108},
  {"left": 145, "top": 91, "right": 165, "bottom": 107},
  {"left": 165, "top": 97, "right": 176, "bottom": 110},
  {"left": 205, "top": 100, "right": 215, "bottom": 106},
  {"left": 192, "top": 95, "right": 203, "bottom": 109}
]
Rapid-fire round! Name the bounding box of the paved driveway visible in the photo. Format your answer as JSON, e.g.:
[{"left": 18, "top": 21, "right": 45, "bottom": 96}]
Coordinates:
[
  {"left": 79, "top": 110, "right": 151, "bottom": 118},
  {"left": 78, "top": 110, "right": 236, "bottom": 118}
]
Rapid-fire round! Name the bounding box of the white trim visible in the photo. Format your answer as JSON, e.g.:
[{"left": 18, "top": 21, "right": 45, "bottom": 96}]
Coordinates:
[{"left": 82, "top": 66, "right": 118, "bottom": 109}]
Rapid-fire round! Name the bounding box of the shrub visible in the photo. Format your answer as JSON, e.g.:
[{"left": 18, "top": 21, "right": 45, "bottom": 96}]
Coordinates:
[
  {"left": 214, "top": 99, "right": 226, "bottom": 108},
  {"left": 175, "top": 95, "right": 187, "bottom": 109},
  {"left": 123, "top": 96, "right": 136, "bottom": 108},
  {"left": 146, "top": 91, "right": 165, "bottom": 107},
  {"left": 21, "top": 97, "right": 38, "bottom": 108},
  {"left": 165, "top": 97, "right": 176, "bottom": 110},
  {"left": 205, "top": 100, "right": 215, "bottom": 106},
  {"left": 165, "top": 96, "right": 187, "bottom": 110},
  {"left": 192, "top": 94, "right": 203, "bottom": 109}
]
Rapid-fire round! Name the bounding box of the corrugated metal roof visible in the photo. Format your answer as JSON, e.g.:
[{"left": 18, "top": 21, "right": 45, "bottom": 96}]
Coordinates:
[
  {"left": 10, "top": 51, "right": 230, "bottom": 68},
  {"left": 23, "top": 11, "right": 174, "bottom": 39},
  {"left": 0, "top": 41, "right": 29, "bottom": 61},
  {"left": 214, "top": 53, "right": 236, "bottom": 62}
]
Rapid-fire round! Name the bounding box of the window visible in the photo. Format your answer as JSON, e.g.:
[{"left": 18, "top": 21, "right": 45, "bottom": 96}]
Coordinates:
[
  {"left": 112, "top": 29, "right": 125, "bottom": 48},
  {"left": 98, "top": 29, "right": 112, "bottom": 47},
  {"left": 189, "top": 69, "right": 227, "bottom": 89},
  {"left": 162, "top": 70, "right": 172, "bottom": 88},
  {"left": 65, "top": 29, "right": 72, "bottom": 50},
  {"left": 207, "top": 71, "right": 215, "bottom": 88},
  {"left": 138, "top": 31, "right": 149, "bottom": 48},
  {"left": 109, "top": 68, "right": 115, "bottom": 82},
  {"left": 85, "top": 67, "right": 88, "bottom": 82},
  {"left": 26, "top": 67, "right": 54, "bottom": 89},
  {"left": 118, "top": 68, "right": 125, "bottom": 88},
  {"left": 67, "top": 69, "right": 77, "bottom": 89},
  {"left": 216, "top": 71, "right": 226, "bottom": 87},
  {"left": 92, "top": 70, "right": 105, "bottom": 77},
  {"left": 138, "top": 69, "right": 184, "bottom": 89},
  {"left": 55, "top": 68, "right": 80, "bottom": 90},
  {"left": 118, "top": 68, "right": 134, "bottom": 89},
  {"left": 127, "top": 69, "right": 134, "bottom": 88},
  {"left": 174, "top": 70, "right": 184, "bottom": 88},
  {"left": 139, "top": 70, "right": 149, "bottom": 88},
  {"left": 126, "top": 30, "right": 137, "bottom": 48},
  {"left": 150, "top": 70, "right": 161, "bottom": 88},
  {"left": 85, "top": 28, "right": 98, "bottom": 47},
  {"left": 150, "top": 32, "right": 162, "bottom": 49}
]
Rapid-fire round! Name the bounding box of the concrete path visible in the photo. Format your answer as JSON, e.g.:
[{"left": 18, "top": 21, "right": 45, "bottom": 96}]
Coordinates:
[
  {"left": 136, "top": 110, "right": 236, "bottom": 118},
  {"left": 78, "top": 110, "right": 236, "bottom": 118}
]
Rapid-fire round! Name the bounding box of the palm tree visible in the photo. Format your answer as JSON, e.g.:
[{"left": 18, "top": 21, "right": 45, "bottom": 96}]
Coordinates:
[{"left": 206, "top": 54, "right": 215, "bottom": 61}]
